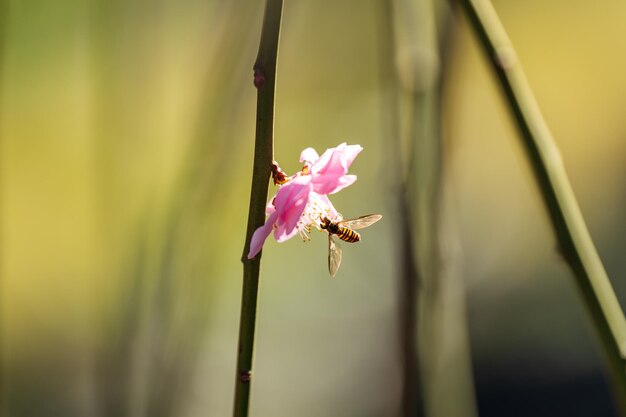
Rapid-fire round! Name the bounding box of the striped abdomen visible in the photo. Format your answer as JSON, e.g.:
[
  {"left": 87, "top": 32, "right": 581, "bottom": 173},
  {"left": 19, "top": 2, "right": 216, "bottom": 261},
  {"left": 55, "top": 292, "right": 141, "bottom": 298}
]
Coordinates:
[{"left": 336, "top": 227, "right": 360, "bottom": 243}]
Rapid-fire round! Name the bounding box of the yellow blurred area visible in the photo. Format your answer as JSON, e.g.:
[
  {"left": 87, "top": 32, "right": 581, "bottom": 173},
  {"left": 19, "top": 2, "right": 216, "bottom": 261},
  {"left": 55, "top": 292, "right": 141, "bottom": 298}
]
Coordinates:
[{"left": 0, "top": 0, "right": 624, "bottom": 416}]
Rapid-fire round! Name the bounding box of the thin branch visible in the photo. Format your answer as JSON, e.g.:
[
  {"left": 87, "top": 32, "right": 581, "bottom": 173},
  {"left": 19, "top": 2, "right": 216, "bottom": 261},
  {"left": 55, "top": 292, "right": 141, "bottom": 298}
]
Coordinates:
[
  {"left": 234, "top": 1, "right": 283, "bottom": 417},
  {"left": 456, "top": 0, "right": 626, "bottom": 412}
]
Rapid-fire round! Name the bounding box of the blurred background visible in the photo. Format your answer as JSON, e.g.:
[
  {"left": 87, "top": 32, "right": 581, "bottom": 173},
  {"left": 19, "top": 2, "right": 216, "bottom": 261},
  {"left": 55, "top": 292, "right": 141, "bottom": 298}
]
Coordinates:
[{"left": 1, "top": 0, "right": 625, "bottom": 416}]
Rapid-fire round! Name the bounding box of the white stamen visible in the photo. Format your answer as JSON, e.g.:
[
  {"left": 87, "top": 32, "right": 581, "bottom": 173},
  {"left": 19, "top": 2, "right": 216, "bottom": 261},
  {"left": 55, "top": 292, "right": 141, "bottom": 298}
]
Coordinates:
[{"left": 296, "top": 194, "right": 342, "bottom": 242}]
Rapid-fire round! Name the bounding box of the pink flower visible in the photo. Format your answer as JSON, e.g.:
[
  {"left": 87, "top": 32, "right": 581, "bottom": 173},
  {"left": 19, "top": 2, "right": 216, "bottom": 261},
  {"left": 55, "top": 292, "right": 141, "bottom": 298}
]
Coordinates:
[{"left": 247, "top": 143, "right": 362, "bottom": 259}]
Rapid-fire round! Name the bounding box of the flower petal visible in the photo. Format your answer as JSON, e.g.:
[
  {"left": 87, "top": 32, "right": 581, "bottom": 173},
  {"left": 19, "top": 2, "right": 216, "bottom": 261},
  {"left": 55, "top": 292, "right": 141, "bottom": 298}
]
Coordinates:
[
  {"left": 247, "top": 211, "right": 279, "bottom": 259},
  {"left": 274, "top": 175, "right": 311, "bottom": 212},
  {"left": 265, "top": 198, "right": 277, "bottom": 215},
  {"left": 314, "top": 174, "right": 356, "bottom": 195},
  {"left": 272, "top": 176, "right": 311, "bottom": 242},
  {"left": 310, "top": 147, "right": 334, "bottom": 176},
  {"left": 274, "top": 222, "right": 300, "bottom": 243},
  {"left": 308, "top": 143, "right": 362, "bottom": 194},
  {"left": 299, "top": 147, "right": 320, "bottom": 167},
  {"left": 335, "top": 143, "right": 363, "bottom": 169},
  {"left": 318, "top": 149, "right": 346, "bottom": 176}
]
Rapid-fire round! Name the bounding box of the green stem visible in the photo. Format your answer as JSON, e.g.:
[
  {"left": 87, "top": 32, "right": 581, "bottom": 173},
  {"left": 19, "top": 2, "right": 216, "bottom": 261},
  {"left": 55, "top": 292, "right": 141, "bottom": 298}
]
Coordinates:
[
  {"left": 234, "top": 1, "right": 283, "bottom": 417},
  {"left": 456, "top": 0, "right": 626, "bottom": 411}
]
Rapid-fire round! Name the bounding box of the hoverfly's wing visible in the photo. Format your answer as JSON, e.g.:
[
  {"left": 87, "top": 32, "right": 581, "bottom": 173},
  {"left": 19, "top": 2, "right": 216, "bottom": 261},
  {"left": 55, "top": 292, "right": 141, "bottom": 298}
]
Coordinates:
[
  {"left": 328, "top": 234, "right": 342, "bottom": 278},
  {"left": 339, "top": 214, "right": 383, "bottom": 230}
]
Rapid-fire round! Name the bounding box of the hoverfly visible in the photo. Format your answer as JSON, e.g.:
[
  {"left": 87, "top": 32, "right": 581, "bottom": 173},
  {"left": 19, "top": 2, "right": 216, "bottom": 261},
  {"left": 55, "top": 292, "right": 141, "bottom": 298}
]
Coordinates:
[{"left": 319, "top": 214, "right": 383, "bottom": 277}]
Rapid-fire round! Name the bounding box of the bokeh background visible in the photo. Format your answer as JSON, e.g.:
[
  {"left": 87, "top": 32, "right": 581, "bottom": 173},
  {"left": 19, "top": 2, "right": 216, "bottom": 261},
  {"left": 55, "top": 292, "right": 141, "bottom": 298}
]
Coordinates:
[{"left": 1, "top": 0, "right": 625, "bottom": 416}]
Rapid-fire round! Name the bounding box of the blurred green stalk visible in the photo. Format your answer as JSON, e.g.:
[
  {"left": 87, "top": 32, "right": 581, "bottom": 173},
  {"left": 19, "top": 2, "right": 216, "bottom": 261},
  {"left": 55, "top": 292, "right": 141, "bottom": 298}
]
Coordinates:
[
  {"left": 234, "top": 1, "right": 283, "bottom": 416},
  {"left": 377, "top": 0, "right": 425, "bottom": 414},
  {"left": 382, "top": 0, "right": 478, "bottom": 416},
  {"left": 0, "top": 0, "right": 6, "bottom": 413},
  {"left": 456, "top": 0, "right": 626, "bottom": 411}
]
